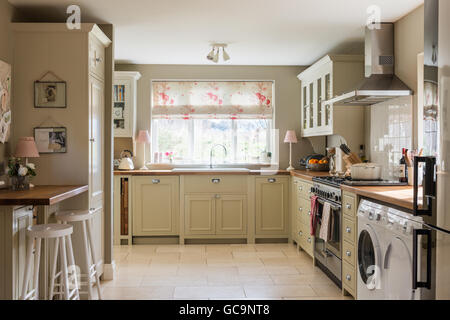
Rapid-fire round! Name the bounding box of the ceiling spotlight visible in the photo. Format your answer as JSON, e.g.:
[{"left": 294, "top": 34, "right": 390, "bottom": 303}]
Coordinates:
[
  {"left": 206, "top": 43, "right": 230, "bottom": 63},
  {"left": 213, "top": 48, "right": 219, "bottom": 63},
  {"left": 222, "top": 47, "right": 230, "bottom": 61},
  {"left": 206, "top": 47, "right": 215, "bottom": 61}
]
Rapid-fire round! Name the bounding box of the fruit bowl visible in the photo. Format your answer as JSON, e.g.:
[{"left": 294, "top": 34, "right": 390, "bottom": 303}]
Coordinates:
[{"left": 307, "top": 162, "right": 330, "bottom": 172}]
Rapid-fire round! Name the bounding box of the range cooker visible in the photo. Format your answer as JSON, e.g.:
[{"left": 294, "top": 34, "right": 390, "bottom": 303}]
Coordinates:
[{"left": 310, "top": 176, "right": 343, "bottom": 286}]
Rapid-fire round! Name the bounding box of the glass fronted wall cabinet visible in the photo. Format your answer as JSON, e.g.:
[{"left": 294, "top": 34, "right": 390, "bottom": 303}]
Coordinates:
[
  {"left": 298, "top": 55, "right": 365, "bottom": 138},
  {"left": 113, "top": 71, "right": 141, "bottom": 138}
]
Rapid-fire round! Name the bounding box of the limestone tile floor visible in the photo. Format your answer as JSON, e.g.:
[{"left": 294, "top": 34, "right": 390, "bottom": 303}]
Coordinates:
[{"left": 101, "top": 243, "right": 352, "bottom": 300}]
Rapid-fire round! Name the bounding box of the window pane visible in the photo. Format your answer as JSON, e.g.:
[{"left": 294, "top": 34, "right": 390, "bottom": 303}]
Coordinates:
[
  {"left": 236, "top": 119, "right": 270, "bottom": 163},
  {"left": 153, "top": 119, "right": 190, "bottom": 161},
  {"left": 193, "top": 119, "right": 232, "bottom": 164}
]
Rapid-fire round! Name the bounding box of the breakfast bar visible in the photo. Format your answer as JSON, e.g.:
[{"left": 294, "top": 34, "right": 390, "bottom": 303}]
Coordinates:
[{"left": 0, "top": 185, "right": 88, "bottom": 300}]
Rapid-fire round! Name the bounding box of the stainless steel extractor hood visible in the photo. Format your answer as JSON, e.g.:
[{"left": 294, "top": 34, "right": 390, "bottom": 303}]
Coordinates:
[{"left": 329, "top": 23, "right": 413, "bottom": 106}]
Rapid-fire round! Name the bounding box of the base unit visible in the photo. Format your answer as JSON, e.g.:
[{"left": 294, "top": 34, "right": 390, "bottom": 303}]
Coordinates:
[
  {"left": 184, "top": 194, "right": 247, "bottom": 237},
  {"left": 255, "top": 176, "right": 289, "bottom": 237},
  {"left": 133, "top": 176, "right": 179, "bottom": 236},
  {"left": 0, "top": 206, "right": 34, "bottom": 300}
]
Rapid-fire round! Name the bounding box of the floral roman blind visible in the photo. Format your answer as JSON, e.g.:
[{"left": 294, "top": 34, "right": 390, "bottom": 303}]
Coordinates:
[{"left": 152, "top": 81, "right": 273, "bottom": 119}]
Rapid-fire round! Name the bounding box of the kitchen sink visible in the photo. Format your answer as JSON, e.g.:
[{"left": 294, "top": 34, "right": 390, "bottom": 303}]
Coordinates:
[{"left": 171, "top": 167, "right": 250, "bottom": 172}]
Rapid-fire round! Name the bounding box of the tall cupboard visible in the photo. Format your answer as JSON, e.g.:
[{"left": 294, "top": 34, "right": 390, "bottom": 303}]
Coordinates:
[{"left": 12, "top": 23, "right": 111, "bottom": 297}]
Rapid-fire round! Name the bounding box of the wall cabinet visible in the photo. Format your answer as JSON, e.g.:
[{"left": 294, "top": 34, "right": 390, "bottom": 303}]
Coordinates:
[
  {"left": 133, "top": 176, "right": 179, "bottom": 236},
  {"left": 297, "top": 55, "right": 366, "bottom": 151},
  {"left": 113, "top": 71, "right": 141, "bottom": 138},
  {"left": 255, "top": 176, "right": 289, "bottom": 236}
]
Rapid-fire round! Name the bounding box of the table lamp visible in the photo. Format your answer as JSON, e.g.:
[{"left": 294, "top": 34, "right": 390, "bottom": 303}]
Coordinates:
[
  {"left": 14, "top": 137, "right": 40, "bottom": 164},
  {"left": 284, "top": 130, "right": 298, "bottom": 171},
  {"left": 136, "top": 130, "right": 151, "bottom": 170}
]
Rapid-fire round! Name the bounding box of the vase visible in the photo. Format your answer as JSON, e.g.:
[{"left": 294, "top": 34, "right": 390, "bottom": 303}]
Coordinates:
[{"left": 11, "top": 176, "right": 30, "bottom": 191}]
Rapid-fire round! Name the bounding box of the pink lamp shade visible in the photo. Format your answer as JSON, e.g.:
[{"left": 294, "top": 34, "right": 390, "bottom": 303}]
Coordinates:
[
  {"left": 284, "top": 130, "right": 298, "bottom": 143},
  {"left": 136, "top": 130, "right": 151, "bottom": 144},
  {"left": 14, "top": 137, "right": 40, "bottom": 158}
]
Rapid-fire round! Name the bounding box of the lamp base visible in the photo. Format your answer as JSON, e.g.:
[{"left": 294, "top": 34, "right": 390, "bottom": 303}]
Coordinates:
[
  {"left": 140, "top": 165, "right": 149, "bottom": 170},
  {"left": 286, "top": 166, "right": 295, "bottom": 171}
]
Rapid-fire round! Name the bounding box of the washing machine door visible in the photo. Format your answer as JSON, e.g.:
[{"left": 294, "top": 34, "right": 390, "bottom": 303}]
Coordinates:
[
  {"left": 384, "top": 236, "right": 414, "bottom": 300},
  {"left": 358, "top": 224, "right": 382, "bottom": 291}
]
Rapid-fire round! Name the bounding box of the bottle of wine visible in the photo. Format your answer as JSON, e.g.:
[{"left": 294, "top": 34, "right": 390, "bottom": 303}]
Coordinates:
[{"left": 399, "top": 148, "right": 407, "bottom": 183}]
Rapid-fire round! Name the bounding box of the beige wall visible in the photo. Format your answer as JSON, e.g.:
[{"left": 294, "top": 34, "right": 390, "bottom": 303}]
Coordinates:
[
  {"left": 395, "top": 4, "right": 424, "bottom": 149},
  {"left": 0, "top": 0, "right": 14, "bottom": 167},
  {"left": 12, "top": 26, "right": 91, "bottom": 186},
  {"left": 115, "top": 64, "right": 316, "bottom": 169}
]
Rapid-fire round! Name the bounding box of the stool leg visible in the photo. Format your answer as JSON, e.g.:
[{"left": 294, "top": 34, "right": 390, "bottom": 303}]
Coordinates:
[
  {"left": 59, "top": 236, "right": 70, "bottom": 300},
  {"left": 66, "top": 233, "right": 80, "bottom": 300},
  {"left": 48, "top": 237, "right": 60, "bottom": 300},
  {"left": 20, "top": 235, "right": 35, "bottom": 300},
  {"left": 32, "top": 238, "right": 42, "bottom": 299},
  {"left": 86, "top": 218, "right": 103, "bottom": 300},
  {"left": 81, "top": 220, "right": 94, "bottom": 299}
]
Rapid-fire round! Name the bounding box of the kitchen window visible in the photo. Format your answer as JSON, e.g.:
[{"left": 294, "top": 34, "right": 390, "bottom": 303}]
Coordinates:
[{"left": 151, "top": 81, "right": 274, "bottom": 165}]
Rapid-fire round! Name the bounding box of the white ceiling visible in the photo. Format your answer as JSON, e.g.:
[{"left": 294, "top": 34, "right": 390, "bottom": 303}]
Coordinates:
[{"left": 9, "top": 0, "right": 423, "bottom": 65}]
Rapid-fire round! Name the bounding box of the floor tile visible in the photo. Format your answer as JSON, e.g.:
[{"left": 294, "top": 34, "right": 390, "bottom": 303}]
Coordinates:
[
  {"left": 103, "top": 286, "right": 174, "bottom": 300},
  {"left": 310, "top": 283, "right": 342, "bottom": 297},
  {"left": 174, "top": 286, "right": 245, "bottom": 299},
  {"left": 244, "top": 285, "right": 317, "bottom": 298}
]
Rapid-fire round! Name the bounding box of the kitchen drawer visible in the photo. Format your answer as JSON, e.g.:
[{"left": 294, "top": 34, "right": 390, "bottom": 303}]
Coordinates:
[
  {"left": 342, "top": 240, "right": 356, "bottom": 267},
  {"left": 184, "top": 175, "right": 247, "bottom": 194},
  {"left": 342, "top": 261, "right": 356, "bottom": 296},
  {"left": 89, "top": 35, "right": 106, "bottom": 80},
  {"left": 343, "top": 193, "right": 357, "bottom": 218},
  {"left": 297, "top": 197, "right": 312, "bottom": 226},
  {"left": 343, "top": 217, "right": 356, "bottom": 244},
  {"left": 298, "top": 222, "right": 314, "bottom": 257},
  {"left": 296, "top": 179, "right": 312, "bottom": 200}
]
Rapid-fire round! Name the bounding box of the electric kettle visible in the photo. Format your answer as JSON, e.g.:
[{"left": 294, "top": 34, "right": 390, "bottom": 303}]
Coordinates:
[{"left": 118, "top": 150, "right": 134, "bottom": 170}]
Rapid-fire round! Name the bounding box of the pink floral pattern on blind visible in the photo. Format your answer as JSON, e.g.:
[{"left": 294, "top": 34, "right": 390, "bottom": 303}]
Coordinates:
[{"left": 152, "top": 81, "right": 273, "bottom": 119}]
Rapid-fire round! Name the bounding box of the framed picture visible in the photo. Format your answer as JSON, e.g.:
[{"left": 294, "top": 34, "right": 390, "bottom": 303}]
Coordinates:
[
  {"left": 34, "top": 81, "right": 66, "bottom": 108},
  {"left": 0, "top": 60, "right": 11, "bottom": 143},
  {"left": 34, "top": 127, "right": 67, "bottom": 153}
]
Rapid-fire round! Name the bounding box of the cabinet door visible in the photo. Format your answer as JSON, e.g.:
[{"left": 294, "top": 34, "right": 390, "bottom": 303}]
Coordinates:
[
  {"left": 133, "top": 176, "right": 179, "bottom": 236},
  {"left": 216, "top": 195, "right": 247, "bottom": 235},
  {"left": 185, "top": 195, "right": 215, "bottom": 235},
  {"left": 255, "top": 177, "right": 289, "bottom": 236},
  {"left": 89, "top": 75, "right": 104, "bottom": 208},
  {"left": 89, "top": 206, "right": 104, "bottom": 275},
  {"left": 13, "top": 206, "right": 34, "bottom": 300},
  {"left": 113, "top": 79, "right": 132, "bottom": 137}
]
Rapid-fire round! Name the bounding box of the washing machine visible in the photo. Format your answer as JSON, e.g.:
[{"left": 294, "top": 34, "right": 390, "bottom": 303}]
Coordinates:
[
  {"left": 357, "top": 200, "right": 387, "bottom": 299},
  {"left": 383, "top": 206, "right": 424, "bottom": 300},
  {"left": 357, "top": 199, "right": 426, "bottom": 300}
]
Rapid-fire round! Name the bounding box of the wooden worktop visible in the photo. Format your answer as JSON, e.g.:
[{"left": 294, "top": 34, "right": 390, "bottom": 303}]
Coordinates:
[
  {"left": 114, "top": 168, "right": 418, "bottom": 210},
  {"left": 341, "top": 184, "right": 419, "bottom": 211},
  {"left": 290, "top": 169, "right": 331, "bottom": 181},
  {"left": 114, "top": 169, "right": 291, "bottom": 176},
  {"left": 0, "top": 185, "right": 89, "bottom": 206}
]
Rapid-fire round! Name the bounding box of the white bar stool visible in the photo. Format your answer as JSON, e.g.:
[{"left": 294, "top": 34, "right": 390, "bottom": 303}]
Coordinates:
[
  {"left": 56, "top": 210, "right": 103, "bottom": 300},
  {"left": 21, "top": 223, "right": 80, "bottom": 300}
]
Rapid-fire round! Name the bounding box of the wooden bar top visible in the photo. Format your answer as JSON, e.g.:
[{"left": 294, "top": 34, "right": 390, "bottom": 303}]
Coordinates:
[
  {"left": 340, "top": 184, "right": 420, "bottom": 211},
  {"left": 0, "top": 185, "right": 89, "bottom": 206}
]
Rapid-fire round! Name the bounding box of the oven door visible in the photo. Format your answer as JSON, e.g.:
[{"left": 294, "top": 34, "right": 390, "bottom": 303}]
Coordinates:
[{"left": 314, "top": 198, "right": 342, "bottom": 258}]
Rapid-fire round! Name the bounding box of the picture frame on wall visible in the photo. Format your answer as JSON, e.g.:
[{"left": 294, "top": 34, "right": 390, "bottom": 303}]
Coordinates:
[
  {"left": 34, "top": 81, "right": 67, "bottom": 108},
  {"left": 34, "top": 127, "right": 67, "bottom": 153}
]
